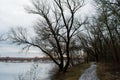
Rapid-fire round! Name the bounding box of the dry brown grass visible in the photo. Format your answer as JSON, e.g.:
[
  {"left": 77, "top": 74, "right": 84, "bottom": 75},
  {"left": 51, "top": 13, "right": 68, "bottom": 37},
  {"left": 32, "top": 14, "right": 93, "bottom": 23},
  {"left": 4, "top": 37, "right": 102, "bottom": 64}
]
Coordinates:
[
  {"left": 52, "top": 63, "right": 89, "bottom": 80},
  {"left": 97, "top": 63, "right": 120, "bottom": 80}
]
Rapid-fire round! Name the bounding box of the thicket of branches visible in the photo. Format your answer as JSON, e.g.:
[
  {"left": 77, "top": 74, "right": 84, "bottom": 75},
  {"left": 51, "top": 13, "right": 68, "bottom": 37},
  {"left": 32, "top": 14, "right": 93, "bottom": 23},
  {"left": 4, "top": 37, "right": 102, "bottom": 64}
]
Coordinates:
[
  {"left": 9, "top": 0, "right": 85, "bottom": 72},
  {"left": 78, "top": 0, "right": 120, "bottom": 63},
  {"left": 8, "top": 0, "right": 120, "bottom": 73}
]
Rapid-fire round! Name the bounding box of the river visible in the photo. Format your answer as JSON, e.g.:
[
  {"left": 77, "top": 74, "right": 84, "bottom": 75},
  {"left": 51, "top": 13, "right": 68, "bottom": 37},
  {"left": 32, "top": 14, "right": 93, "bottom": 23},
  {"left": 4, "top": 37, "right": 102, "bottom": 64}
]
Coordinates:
[{"left": 0, "top": 62, "right": 55, "bottom": 80}]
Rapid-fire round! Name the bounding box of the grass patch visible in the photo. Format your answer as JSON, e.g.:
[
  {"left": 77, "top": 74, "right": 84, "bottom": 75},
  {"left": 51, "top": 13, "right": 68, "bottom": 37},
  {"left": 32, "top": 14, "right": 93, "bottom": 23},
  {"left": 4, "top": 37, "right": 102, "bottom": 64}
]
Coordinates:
[
  {"left": 52, "top": 63, "right": 90, "bottom": 80},
  {"left": 97, "top": 63, "right": 120, "bottom": 80}
]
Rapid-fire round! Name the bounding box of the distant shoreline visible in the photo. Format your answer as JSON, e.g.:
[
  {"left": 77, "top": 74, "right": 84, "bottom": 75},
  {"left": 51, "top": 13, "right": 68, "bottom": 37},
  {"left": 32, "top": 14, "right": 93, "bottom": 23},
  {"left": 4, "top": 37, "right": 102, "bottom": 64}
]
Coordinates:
[
  {"left": 0, "top": 56, "right": 83, "bottom": 62},
  {"left": 0, "top": 57, "right": 52, "bottom": 62}
]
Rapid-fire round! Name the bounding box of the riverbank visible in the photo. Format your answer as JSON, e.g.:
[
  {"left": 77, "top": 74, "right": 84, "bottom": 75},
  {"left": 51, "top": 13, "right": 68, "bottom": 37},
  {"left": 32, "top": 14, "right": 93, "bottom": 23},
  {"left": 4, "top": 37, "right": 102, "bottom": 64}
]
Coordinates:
[
  {"left": 97, "top": 63, "right": 120, "bottom": 80},
  {"left": 52, "top": 63, "right": 89, "bottom": 80}
]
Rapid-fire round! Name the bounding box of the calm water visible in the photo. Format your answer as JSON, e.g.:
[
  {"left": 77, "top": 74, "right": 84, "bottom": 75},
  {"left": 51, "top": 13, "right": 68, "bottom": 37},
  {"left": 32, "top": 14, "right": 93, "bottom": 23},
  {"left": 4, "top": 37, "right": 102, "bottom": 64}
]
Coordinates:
[{"left": 0, "top": 62, "right": 55, "bottom": 80}]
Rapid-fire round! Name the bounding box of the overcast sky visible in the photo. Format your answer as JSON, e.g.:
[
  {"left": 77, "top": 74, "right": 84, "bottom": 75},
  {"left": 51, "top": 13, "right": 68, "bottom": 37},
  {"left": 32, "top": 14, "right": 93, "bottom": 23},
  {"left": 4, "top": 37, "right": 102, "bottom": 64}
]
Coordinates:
[
  {"left": 0, "top": 0, "right": 37, "bottom": 33},
  {"left": 0, "top": 0, "right": 95, "bottom": 33},
  {"left": 0, "top": 0, "right": 95, "bottom": 57}
]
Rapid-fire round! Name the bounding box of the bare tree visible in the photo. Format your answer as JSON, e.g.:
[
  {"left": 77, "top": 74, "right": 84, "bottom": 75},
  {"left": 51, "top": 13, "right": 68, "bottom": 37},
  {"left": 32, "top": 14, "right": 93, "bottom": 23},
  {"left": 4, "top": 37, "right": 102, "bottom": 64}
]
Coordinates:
[
  {"left": 78, "top": 0, "right": 120, "bottom": 63},
  {"left": 95, "top": 0, "right": 120, "bottom": 63},
  {"left": 9, "top": 0, "right": 85, "bottom": 72}
]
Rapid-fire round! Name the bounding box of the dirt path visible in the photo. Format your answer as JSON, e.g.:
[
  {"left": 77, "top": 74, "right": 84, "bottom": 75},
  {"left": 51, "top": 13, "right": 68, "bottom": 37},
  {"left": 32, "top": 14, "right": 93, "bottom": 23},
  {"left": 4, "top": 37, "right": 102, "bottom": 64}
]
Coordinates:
[{"left": 79, "top": 63, "right": 99, "bottom": 80}]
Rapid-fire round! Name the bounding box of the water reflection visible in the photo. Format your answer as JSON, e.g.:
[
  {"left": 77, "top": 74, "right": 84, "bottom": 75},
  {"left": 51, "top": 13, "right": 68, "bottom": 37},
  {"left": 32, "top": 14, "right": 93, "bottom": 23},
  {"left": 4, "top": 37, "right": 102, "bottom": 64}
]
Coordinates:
[
  {"left": 17, "top": 63, "right": 55, "bottom": 80},
  {"left": 0, "top": 62, "right": 55, "bottom": 80}
]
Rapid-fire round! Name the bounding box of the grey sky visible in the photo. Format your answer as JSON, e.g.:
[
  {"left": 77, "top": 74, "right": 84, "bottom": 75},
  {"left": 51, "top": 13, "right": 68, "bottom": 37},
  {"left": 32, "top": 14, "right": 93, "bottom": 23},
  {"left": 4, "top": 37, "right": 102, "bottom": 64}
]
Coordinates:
[
  {"left": 0, "top": 0, "right": 95, "bottom": 32},
  {"left": 0, "top": 0, "right": 37, "bottom": 33},
  {"left": 0, "top": 0, "right": 39, "bottom": 57}
]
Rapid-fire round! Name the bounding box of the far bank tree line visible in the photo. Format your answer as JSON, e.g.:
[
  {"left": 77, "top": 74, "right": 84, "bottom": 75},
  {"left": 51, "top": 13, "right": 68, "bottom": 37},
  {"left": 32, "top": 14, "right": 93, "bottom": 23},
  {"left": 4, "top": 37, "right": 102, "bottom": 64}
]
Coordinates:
[{"left": 1, "top": 0, "right": 119, "bottom": 72}]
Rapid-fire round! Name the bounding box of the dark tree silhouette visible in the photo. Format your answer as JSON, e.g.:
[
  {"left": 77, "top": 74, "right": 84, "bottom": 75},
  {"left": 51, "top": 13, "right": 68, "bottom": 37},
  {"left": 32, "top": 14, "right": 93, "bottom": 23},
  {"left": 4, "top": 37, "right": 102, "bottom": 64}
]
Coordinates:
[{"left": 9, "top": 0, "right": 86, "bottom": 72}]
